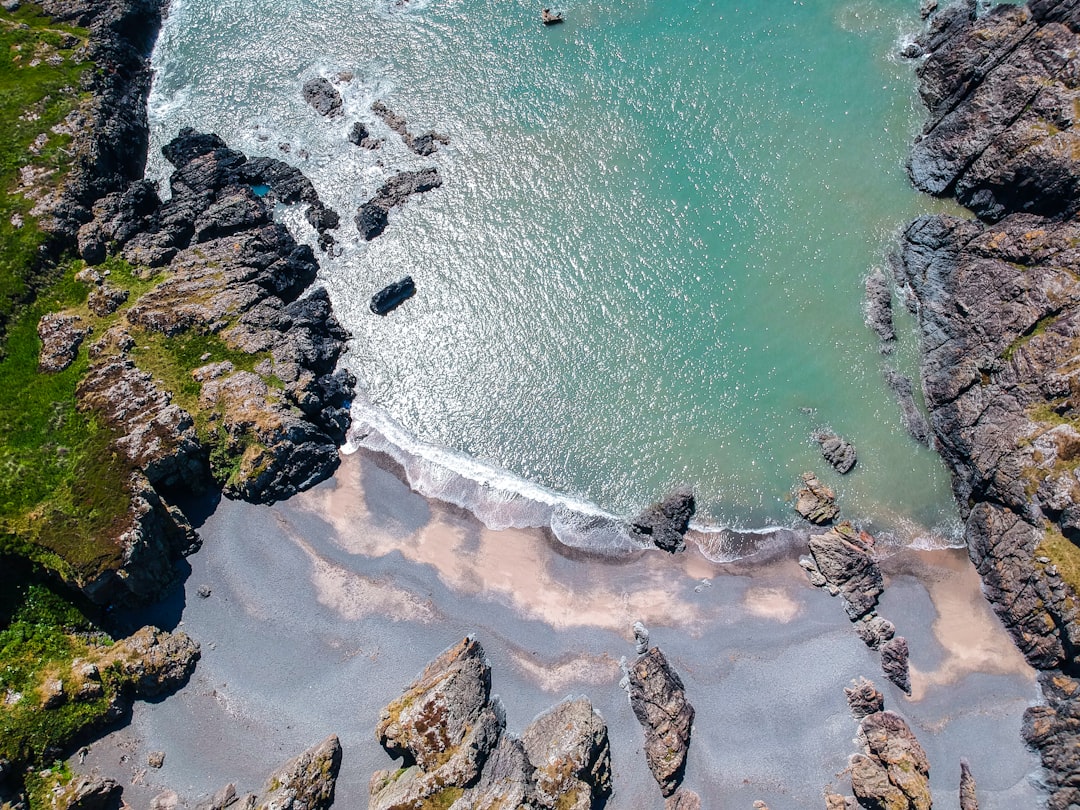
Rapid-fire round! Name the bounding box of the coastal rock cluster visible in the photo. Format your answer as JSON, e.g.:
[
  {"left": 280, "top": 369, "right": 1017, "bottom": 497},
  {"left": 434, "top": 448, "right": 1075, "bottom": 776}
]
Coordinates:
[
  {"left": 628, "top": 488, "right": 696, "bottom": 553},
  {"left": 368, "top": 638, "right": 612, "bottom": 810},
  {"left": 894, "top": 1, "right": 1080, "bottom": 804},
  {"left": 61, "top": 129, "right": 355, "bottom": 603},
  {"left": 799, "top": 521, "right": 911, "bottom": 693}
]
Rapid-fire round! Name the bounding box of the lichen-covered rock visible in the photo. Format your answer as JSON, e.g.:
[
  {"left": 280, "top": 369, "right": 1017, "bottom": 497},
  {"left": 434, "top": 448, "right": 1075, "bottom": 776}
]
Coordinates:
[
  {"left": 38, "top": 313, "right": 90, "bottom": 373},
  {"left": 628, "top": 488, "right": 696, "bottom": 553},
  {"left": 256, "top": 734, "right": 341, "bottom": 810},
  {"left": 794, "top": 472, "right": 840, "bottom": 525},
  {"left": 54, "top": 775, "right": 121, "bottom": 810},
  {"left": 806, "top": 522, "right": 883, "bottom": 620},
  {"left": 852, "top": 709, "right": 931, "bottom": 810},
  {"left": 104, "top": 626, "right": 200, "bottom": 698},
  {"left": 627, "top": 647, "right": 694, "bottom": 797},
  {"left": 370, "top": 638, "right": 503, "bottom": 810},
  {"left": 521, "top": 698, "right": 612, "bottom": 809},
  {"left": 1023, "top": 672, "right": 1080, "bottom": 810},
  {"left": 449, "top": 736, "right": 534, "bottom": 810}
]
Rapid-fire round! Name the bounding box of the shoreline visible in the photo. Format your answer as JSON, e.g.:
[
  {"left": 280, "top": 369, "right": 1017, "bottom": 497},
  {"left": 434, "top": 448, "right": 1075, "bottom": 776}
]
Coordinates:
[{"left": 77, "top": 449, "right": 1042, "bottom": 810}]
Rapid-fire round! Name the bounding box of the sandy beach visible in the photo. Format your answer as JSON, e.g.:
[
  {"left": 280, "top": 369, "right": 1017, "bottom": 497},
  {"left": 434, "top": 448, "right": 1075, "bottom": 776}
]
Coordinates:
[{"left": 81, "top": 450, "right": 1042, "bottom": 810}]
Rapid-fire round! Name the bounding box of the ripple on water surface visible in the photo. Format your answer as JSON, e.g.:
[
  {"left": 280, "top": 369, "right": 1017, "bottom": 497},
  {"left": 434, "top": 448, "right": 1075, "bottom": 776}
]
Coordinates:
[{"left": 147, "top": 0, "right": 961, "bottom": 542}]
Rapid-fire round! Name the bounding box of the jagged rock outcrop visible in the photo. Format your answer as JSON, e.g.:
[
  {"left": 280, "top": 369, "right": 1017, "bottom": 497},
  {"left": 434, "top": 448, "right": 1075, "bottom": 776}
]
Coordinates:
[
  {"left": 522, "top": 699, "right": 612, "bottom": 809},
  {"left": 665, "top": 792, "right": 701, "bottom": 810},
  {"left": 627, "top": 647, "right": 694, "bottom": 797},
  {"left": 628, "top": 488, "right": 696, "bottom": 553},
  {"left": 369, "top": 638, "right": 612, "bottom": 810},
  {"left": 105, "top": 626, "right": 200, "bottom": 697},
  {"left": 302, "top": 77, "right": 343, "bottom": 118},
  {"left": 845, "top": 677, "right": 885, "bottom": 720},
  {"left": 855, "top": 615, "right": 896, "bottom": 651},
  {"left": 371, "top": 101, "right": 449, "bottom": 156},
  {"left": 355, "top": 168, "right": 442, "bottom": 240},
  {"left": 865, "top": 265, "right": 897, "bottom": 351},
  {"left": 880, "top": 636, "right": 912, "bottom": 696},
  {"left": 793, "top": 471, "right": 840, "bottom": 525},
  {"left": 1023, "top": 671, "right": 1080, "bottom": 810},
  {"left": 53, "top": 775, "right": 121, "bottom": 810},
  {"left": 348, "top": 122, "right": 380, "bottom": 150},
  {"left": 898, "top": 4, "right": 1080, "bottom": 804},
  {"left": 959, "top": 759, "right": 979, "bottom": 810},
  {"left": 814, "top": 430, "right": 857, "bottom": 474},
  {"left": 33, "top": 0, "right": 165, "bottom": 244},
  {"left": 801, "top": 522, "right": 883, "bottom": 620},
  {"left": 196, "top": 736, "right": 341, "bottom": 810},
  {"left": 883, "top": 367, "right": 931, "bottom": 447},
  {"left": 843, "top": 683, "right": 931, "bottom": 810}
]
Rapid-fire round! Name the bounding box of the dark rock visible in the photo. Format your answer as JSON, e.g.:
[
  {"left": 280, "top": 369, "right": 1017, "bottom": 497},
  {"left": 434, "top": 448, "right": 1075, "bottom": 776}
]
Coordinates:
[
  {"left": 855, "top": 614, "right": 895, "bottom": 650},
  {"left": 302, "top": 77, "right": 343, "bottom": 118},
  {"left": 197, "top": 585, "right": 211, "bottom": 599},
  {"left": 882, "top": 367, "right": 931, "bottom": 446},
  {"left": 304, "top": 202, "right": 339, "bottom": 233},
  {"left": 864, "top": 265, "right": 896, "bottom": 350},
  {"left": 793, "top": 471, "right": 839, "bottom": 525},
  {"left": 542, "top": 8, "right": 564, "bottom": 24},
  {"left": 355, "top": 168, "right": 443, "bottom": 240},
  {"left": 629, "top": 487, "right": 695, "bottom": 553},
  {"left": 370, "top": 276, "right": 416, "bottom": 315},
  {"left": 806, "top": 522, "right": 883, "bottom": 620},
  {"left": 627, "top": 647, "right": 694, "bottom": 797},
  {"left": 959, "top": 758, "right": 978, "bottom": 810},
  {"left": 814, "top": 430, "right": 857, "bottom": 474},
  {"left": 371, "top": 100, "right": 449, "bottom": 155},
  {"left": 348, "top": 121, "right": 380, "bottom": 149},
  {"left": 880, "top": 636, "right": 911, "bottom": 695},
  {"left": 1023, "top": 672, "right": 1080, "bottom": 810},
  {"left": 87, "top": 282, "right": 129, "bottom": 317},
  {"left": 37, "top": 312, "right": 90, "bottom": 373}
]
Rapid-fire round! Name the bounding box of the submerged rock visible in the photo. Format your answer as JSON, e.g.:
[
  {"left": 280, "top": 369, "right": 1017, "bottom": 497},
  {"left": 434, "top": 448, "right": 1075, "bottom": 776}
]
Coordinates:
[
  {"left": 814, "top": 430, "right": 857, "bottom": 474},
  {"left": 628, "top": 488, "right": 695, "bottom": 553},
  {"left": 355, "top": 168, "right": 443, "bottom": 240},
  {"left": 371, "top": 100, "right": 449, "bottom": 155},
  {"left": 302, "top": 77, "right": 343, "bottom": 118},
  {"left": 627, "top": 647, "right": 694, "bottom": 797},
  {"left": 370, "top": 277, "right": 416, "bottom": 315}
]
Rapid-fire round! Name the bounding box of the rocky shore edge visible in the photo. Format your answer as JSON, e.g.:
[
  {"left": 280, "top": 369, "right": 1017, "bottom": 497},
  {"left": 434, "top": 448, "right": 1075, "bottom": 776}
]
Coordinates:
[{"left": 890, "top": 1, "right": 1080, "bottom": 806}]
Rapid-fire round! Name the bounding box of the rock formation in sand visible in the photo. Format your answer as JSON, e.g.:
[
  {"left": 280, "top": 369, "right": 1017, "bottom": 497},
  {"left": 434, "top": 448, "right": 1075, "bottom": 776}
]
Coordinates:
[
  {"left": 368, "top": 638, "right": 612, "bottom": 810},
  {"left": 627, "top": 646, "right": 695, "bottom": 797}
]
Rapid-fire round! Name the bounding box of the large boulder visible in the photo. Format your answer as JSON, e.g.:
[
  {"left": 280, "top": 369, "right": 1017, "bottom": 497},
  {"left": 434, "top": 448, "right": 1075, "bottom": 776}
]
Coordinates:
[
  {"left": 521, "top": 698, "right": 612, "bottom": 809},
  {"left": 627, "top": 647, "right": 694, "bottom": 797},
  {"left": 256, "top": 735, "right": 341, "bottom": 810},
  {"left": 804, "top": 522, "right": 883, "bottom": 620},
  {"left": 301, "top": 77, "right": 343, "bottom": 118},
  {"left": 628, "top": 488, "right": 696, "bottom": 552},
  {"left": 793, "top": 472, "right": 839, "bottom": 525}
]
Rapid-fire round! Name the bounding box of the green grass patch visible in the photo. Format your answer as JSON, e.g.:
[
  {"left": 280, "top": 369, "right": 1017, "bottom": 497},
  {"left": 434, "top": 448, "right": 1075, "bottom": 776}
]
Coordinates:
[
  {"left": 1039, "top": 526, "right": 1080, "bottom": 602},
  {"left": 0, "top": 3, "right": 89, "bottom": 342},
  {"left": 1003, "top": 313, "right": 1058, "bottom": 362},
  {"left": 0, "top": 264, "right": 133, "bottom": 583},
  {"left": 0, "top": 568, "right": 116, "bottom": 766}
]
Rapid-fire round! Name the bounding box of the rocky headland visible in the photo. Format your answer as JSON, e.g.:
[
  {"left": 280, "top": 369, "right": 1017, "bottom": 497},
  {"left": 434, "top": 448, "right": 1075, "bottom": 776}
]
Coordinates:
[{"left": 894, "top": 0, "right": 1080, "bottom": 805}]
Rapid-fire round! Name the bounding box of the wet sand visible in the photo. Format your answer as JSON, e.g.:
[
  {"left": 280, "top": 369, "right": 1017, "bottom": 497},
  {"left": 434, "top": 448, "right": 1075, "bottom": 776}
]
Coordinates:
[{"left": 79, "top": 451, "right": 1042, "bottom": 810}]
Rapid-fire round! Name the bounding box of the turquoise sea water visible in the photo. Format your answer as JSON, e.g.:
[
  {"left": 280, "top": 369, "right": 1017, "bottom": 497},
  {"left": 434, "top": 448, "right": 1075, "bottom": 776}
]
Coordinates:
[{"left": 147, "top": 0, "right": 961, "bottom": 544}]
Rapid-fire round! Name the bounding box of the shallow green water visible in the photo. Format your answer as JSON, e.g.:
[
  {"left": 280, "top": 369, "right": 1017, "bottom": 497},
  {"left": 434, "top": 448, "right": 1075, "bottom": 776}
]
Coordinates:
[{"left": 148, "top": 0, "right": 960, "bottom": 541}]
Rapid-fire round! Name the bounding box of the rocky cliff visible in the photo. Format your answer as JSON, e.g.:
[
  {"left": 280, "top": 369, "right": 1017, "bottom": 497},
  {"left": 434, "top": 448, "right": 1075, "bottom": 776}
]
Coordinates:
[{"left": 897, "top": 1, "right": 1080, "bottom": 806}]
